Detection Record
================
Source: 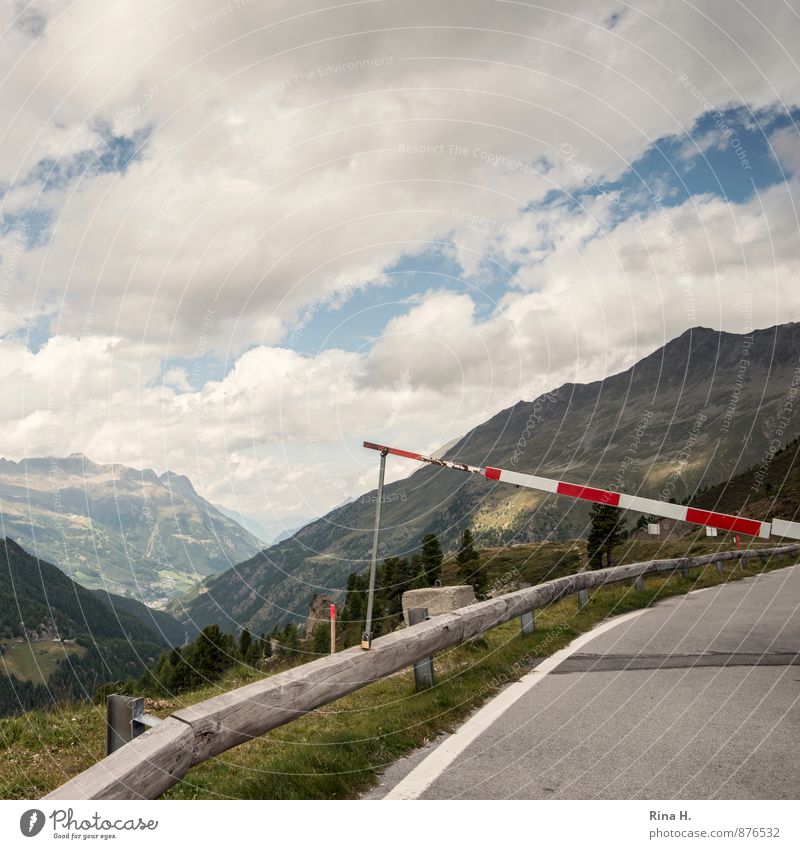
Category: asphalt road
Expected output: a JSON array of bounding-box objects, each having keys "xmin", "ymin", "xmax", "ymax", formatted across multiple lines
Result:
[{"xmin": 379, "ymin": 565, "xmax": 800, "ymax": 800}]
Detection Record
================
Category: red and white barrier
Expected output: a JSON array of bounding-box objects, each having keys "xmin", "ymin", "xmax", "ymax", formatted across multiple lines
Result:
[{"xmin": 362, "ymin": 441, "xmax": 795, "ymax": 540}]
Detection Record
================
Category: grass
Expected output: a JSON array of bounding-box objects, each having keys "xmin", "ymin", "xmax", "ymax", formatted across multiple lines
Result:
[
  {"xmin": 0, "ymin": 641, "xmax": 85, "ymax": 685},
  {"xmin": 0, "ymin": 548, "xmax": 794, "ymax": 800},
  {"xmin": 442, "ymin": 527, "xmax": 772, "ymax": 591}
]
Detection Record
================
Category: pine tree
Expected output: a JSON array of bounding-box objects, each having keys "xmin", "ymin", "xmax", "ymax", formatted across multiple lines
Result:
[
  {"xmin": 586, "ymin": 503, "xmax": 626, "ymax": 569},
  {"xmin": 312, "ymin": 621, "xmax": 329, "ymax": 655},
  {"xmin": 420, "ymin": 533, "xmax": 444, "ymax": 585},
  {"xmin": 379, "ymin": 556, "xmax": 406, "ymax": 616},
  {"xmin": 408, "ymin": 552, "xmax": 429, "ymax": 589},
  {"xmin": 456, "ymin": 528, "xmax": 488, "ymax": 599},
  {"xmin": 342, "ymin": 572, "xmax": 368, "ymax": 626},
  {"xmin": 189, "ymin": 624, "xmax": 232, "ymax": 678},
  {"xmin": 279, "ymin": 623, "xmax": 300, "ymax": 657},
  {"xmin": 239, "ymin": 628, "xmax": 252, "ymax": 660}
]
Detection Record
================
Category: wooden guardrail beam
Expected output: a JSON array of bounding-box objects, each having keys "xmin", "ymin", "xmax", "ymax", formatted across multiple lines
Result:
[{"xmin": 45, "ymin": 543, "xmax": 800, "ymax": 800}]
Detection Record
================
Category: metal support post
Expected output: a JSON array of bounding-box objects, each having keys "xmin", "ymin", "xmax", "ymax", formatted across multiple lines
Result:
[
  {"xmin": 106, "ymin": 695, "xmax": 161, "ymax": 755},
  {"xmin": 577, "ymin": 588, "xmax": 589, "ymax": 610},
  {"xmin": 408, "ymin": 608, "xmax": 435, "ymax": 689},
  {"xmin": 362, "ymin": 448, "xmax": 388, "ymax": 650},
  {"xmin": 519, "ymin": 583, "xmax": 535, "ymax": 634}
]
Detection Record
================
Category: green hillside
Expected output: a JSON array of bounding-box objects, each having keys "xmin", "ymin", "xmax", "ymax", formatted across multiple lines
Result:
[
  {"xmin": 89, "ymin": 588, "xmax": 188, "ymax": 647},
  {"xmin": 0, "ymin": 539, "xmax": 166, "ymax": 718},
  {"xmin": 690, "ymin": 435, "xmax": 800, "ymax": 525},
  {"xmin": 0, "ymin": 538, "xmax": 165, "ymax": 644}
]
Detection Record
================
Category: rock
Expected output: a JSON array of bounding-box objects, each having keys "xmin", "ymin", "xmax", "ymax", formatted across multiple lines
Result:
[
  {"xmin": 304, "ymin": 593, "xmax": 333, "ymax": 635},
  {"xmin": 401, "ymin": 585, "xmax": 476, "ymax": 624}
]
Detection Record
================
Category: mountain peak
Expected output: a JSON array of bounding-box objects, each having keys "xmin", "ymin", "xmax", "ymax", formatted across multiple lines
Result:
[{"xmin": 159, "ymin": 470, "xmax": 198, "ymax": 498}]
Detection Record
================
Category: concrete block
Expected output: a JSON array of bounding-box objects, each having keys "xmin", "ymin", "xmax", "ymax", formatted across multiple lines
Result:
[{"xmin": 402, "ymin": 585, "xmax": 476, "ymax": 624}]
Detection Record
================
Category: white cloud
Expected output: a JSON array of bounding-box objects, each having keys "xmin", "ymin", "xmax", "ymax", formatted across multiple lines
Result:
[
  {"xmin": 1, "ymin": 1, "xmax": 800, "ymax": 529},
  {"xmin": 3, "ymin": 0, "xmax": 800, "ymax": 349}
]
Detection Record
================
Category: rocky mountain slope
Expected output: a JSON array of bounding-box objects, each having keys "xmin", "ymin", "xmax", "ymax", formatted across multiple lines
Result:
[
  {"xmin": 0, "ymin": 455, "xmax": 263, "ymax": 603},
  {"xmin": 174, "ymin": 322, "xmax": 800, "ymax": 634}
]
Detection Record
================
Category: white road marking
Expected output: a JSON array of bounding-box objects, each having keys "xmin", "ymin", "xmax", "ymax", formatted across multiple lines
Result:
[{"xmin": 383, "ymin": 607, "xmax": 650, "ymax": 800}]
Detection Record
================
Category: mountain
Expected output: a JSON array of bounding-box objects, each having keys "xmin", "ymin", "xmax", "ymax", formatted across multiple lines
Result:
[
  {"xmin": 212, "ymin": 504, "xmax": 284, "ymax": 546},
  {"xmin": 0, "ymin": 455, "xmax": 264, "ymax": 604},
  {"xmin": 0, "ymin": 537, "xmax": 170, "ymax": 645},
  {"xmin": 0, "ymin": 538, "xmax": 170, "ymax": 717},
  {"xmin": 89, "ymin": 588, "xmax": 188, "ymax": 647},
  {"xmin": 174, "ymin": 323, "xmax": 800, "ymax": 635},
  {"xmin": 691, "ymin": 434, "xmax": 800, "ymax": 524}
]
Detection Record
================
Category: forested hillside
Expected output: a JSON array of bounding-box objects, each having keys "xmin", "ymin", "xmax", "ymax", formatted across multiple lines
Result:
[{"xmin": 0, "ymin": 539, "xmax": 168, "ymax": 718}]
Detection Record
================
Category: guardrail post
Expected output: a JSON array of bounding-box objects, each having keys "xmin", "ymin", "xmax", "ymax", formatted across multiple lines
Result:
[
  {"xmin": 519, "ymin": 583, "xmax": 535, "ymax": 634},
  {"xmin": 106, "ymin": 694, "xmax": 162, "ymax": 755},
  {"xmin": 577, "ymin": 588, "xmax": 589, "ymax": 610},
  {"xmin": 680, "ymin": 562, "xmax": 689, "ymax": 578},
  {"xmin": 408, "ymin": 608, "xmax": 435, "ymax": 690},
  {"xmin": 633, "ymin": 575, "xmax": 644, "ymax": 592},
  {"xmin": 715, "ymin": 559, "xmax": 724, "ymax": 576},
  {"xmin": 106, "ymin": 695, "xmax": 143, "ymax": 755}
]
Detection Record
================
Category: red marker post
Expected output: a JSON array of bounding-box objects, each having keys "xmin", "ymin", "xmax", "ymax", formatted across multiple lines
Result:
[{"xmin": 330, "ymin": 603, "xmax": 336, "ymax": 655}]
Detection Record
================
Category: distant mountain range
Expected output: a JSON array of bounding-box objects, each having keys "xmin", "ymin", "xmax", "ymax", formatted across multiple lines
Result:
[
  {"xmin": 0, "ymin": 455, "xmax": 264, "ymax": 604},
  {"xmin": 174, "ymin": 323, "xmax": 800, "ymax": 635}
]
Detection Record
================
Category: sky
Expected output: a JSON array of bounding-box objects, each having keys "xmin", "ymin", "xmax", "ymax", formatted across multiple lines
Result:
[{"xmin": 1, "ymin": 0, "xmax": 799, "ymax": 542}]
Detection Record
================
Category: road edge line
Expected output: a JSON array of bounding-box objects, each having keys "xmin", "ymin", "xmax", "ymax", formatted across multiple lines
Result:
[{"xmin": 383, "ymin": 607, "xmax": 649, "ymax": 800}]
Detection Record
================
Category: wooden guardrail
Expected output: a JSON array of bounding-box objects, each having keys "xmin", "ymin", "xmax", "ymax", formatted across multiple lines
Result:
[{"xmin": 45, "ymin": 543, "xmax": 800, "ymax": 800}]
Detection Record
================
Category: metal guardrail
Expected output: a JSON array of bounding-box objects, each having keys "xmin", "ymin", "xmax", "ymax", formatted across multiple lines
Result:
[{"xmin": 45, "ymin": 543, "xmax": 800, "ymax": 800}]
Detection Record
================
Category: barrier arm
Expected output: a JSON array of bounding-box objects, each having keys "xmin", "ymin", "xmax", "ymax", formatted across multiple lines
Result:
[{"xmin": 362, "ymin": 441, "xmax": 797, "ymax": 540}]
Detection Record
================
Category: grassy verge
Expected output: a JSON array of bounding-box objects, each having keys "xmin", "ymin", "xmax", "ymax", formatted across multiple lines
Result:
[
  {"xmin": 0, "ymin": 641, "xmax": 85, "ymax": 684},
  {"xmin": 1, "ymin": 552, "xmax": 794, "ymax": 800}
]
